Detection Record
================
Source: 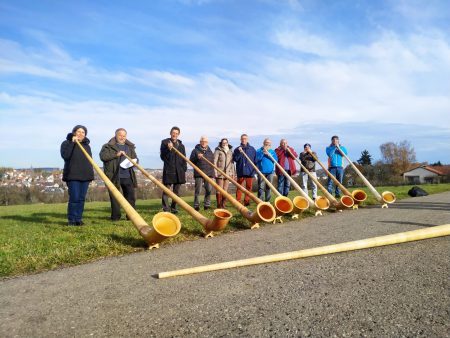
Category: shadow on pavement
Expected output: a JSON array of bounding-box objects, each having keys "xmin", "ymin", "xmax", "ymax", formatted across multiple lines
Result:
[
  {"xmin": 391, "ymin": 201, "xmax": 450, "ymax": 211},
  {"xmin": 377, "ymin": 220, "xmax": 437, "ymax": 227}
]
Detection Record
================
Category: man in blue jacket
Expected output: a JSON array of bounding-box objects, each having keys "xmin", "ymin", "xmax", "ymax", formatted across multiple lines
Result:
[
  {"xmin": 233, "ymin": 134, "xmax": 256, "ymax": 206},
  {"xmin": 326, "ymin": 135, "xmax": 348, "ymax": 198},
  {"xmin": 255, "ymin": 138, "xmax": 277, "ymax": 202}
]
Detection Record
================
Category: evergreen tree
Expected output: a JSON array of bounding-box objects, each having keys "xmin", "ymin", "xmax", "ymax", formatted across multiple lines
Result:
[{"xmin": 357, "ymin": 149, "xmax": 372, "ymax": 166}]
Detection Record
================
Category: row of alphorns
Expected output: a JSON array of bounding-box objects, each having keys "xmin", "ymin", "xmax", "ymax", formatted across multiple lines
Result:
[{"xmin": 75, "ymin": 139, "xmax": 396, "ymax": 249}]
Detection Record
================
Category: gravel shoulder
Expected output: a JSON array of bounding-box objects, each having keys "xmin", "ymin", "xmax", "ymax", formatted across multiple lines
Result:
[{"xmin": 1, "ymin": 192, "xmax": 449, "ymax": 337}]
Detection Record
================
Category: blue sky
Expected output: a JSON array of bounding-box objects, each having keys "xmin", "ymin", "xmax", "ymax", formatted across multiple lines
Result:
[{"xmin": 1, "ymin": 0, "xmax": 449, "ymax": 168}]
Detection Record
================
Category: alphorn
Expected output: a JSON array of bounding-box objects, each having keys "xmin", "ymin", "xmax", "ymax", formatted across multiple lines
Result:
[
  {"xmin": 200, "ymin": 155, "xmax": 261, "ymax": 206},
  {"xmin": 171, "ymin": 146, "xmax": 276, "ymax": 228},
  {"xmin": 265, "ymin": 151, "xmax": 329, "ymax": 216},
  {"xmin": 336, "ymin": 145, "xmax": 396, "ymax": 208},
  {"xmin": 286, "ymin": 148, "xmax": 354, "ymax": 210},
  {"xmin": 75, "ymin": 140, "xmax": 180, "ymax": 248},
  {"xmin": 199, "ymin": 154, "xmax": 280, "ymax": 223},
  {"xmin": 309, "ymin": 151, "xmax": 367, "ymax": 208},
  {"xmin": 123, "ymin": 154, "xmax": 232, "ymax": 238},
  {"xmin": 158, "ymin": 224, "xmax": 450, "ymax": 278},
  {"xmin": 239, "ymin": 150, "xmax": 298, "ymax": 219}
]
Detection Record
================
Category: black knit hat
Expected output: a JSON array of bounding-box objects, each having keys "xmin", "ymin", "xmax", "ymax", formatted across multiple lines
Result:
[
  {"xmin": 304, "ymin": 143, "xmax": 311, "ymax": 148},
  {"xmin": 72, "ymin": 125, "xmax": 87, "ymax": 135}
]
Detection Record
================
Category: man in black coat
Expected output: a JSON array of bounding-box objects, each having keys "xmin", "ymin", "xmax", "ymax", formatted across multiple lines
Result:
[
  {"xmin": 160, "ymin": 126, "xmax": 187, "ymax": 213},
  {"xmin": 190, "ymin": 136, "xmax": 215, "ymax": 211},
  {"xmin": 100, "ymin": 128, "xmax": 138, "ymax": 221}
]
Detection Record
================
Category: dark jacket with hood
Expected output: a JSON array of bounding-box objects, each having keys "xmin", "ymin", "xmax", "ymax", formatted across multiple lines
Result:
[
  {"xmin": 60, "ymin": 133, "xmax": 94, "ymax": 182},
  {"xmin": 189, "ymin": 144, "xmax": 215, "ymax": 178},
  {"xmin": 160, "ymin": 138, "xmax": 187, "ymax": 184},
  {"xmin": 232, "ymin": 143, "xmax": 256, "ymax": 177},
  {"xmin": 99, "ymin": 137, "xmax": 138, "ymax": 187}
]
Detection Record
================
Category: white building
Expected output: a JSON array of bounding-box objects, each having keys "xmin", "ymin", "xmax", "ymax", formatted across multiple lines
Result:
[{"xmin": 402, "ymin": 165, "xmax": 449, "ymax": 184}]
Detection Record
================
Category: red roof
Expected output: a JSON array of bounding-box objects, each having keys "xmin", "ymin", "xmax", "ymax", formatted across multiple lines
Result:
[
  {"xmin": 429, "ymin": 165, "xmax": 450, "ymax": 175},
  {"xmin": 402, "ymin": 165, "xmax": 450, "ymax": 176}
]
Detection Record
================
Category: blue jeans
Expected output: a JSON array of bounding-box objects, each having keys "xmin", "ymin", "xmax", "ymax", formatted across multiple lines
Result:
[
  {"xmin": 258, "ymin": 173, "xmax": 273, "ymax": 202},
  {"xmin": 327, "ymin": 167, "xmax": 343, "ymax": 197},
  {"xmin": 67, "ymin": 180, "xmax": 90, "ymax": 223},
  {"xmin": 277, "ymin": 171, "xmax": 291, "ymax": 196}
]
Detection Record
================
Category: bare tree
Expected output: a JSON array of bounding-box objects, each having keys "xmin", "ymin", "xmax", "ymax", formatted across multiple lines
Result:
[{"xmin": 380, "ymin": 140, "xmax": 416, "ymax": 176}]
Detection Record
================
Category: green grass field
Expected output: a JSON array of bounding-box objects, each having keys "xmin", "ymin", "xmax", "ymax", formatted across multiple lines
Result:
[{"xmin": 1, "ymin": 183, "xmax": 449, "ymax": 278}]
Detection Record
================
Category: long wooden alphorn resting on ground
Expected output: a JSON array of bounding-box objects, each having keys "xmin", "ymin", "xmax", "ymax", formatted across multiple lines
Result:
[
  {"xmin": 158, "ymin": 224, "xmax": 450, "ymax": 278},
  {"xmin": 123, "ymin": 154, "xmax": 232, "ymax": 237},
  {"xmin": 309, "ymin": 151, "xmax": 367, "ymax": 205},
  {"xmin": 286, "ymin": 148, "xmax": 354, "ymax": 210},
  {"xmin": 170, "ymin": 147, "xmax": 276, "ymax": 227},
  {"xmin": 239, "ymin": 150, "xmax": 297, "ymax": 216},
  {"xmin": 336, "ymin": 145, "xmax": 396, "ymax": 208},
  {"xmin": 265, "ymin": 151, "xmax": 329, "ymax": 215},
  {"xmin": 75, "ymin": 140, "xmax": 180, "ymax": 248}
]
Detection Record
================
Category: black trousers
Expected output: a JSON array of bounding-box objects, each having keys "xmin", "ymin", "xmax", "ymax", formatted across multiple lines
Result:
[
  {"xmin": 109, "ymin": 178, "xmax": 136, "ymax": 220},
  {"xmin": 162, "ymin": 183, "xmax": 181, "ymax": 212}
]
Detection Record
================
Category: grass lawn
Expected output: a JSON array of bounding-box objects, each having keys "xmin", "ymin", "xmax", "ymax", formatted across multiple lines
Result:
[{"xmin": 1, "ymin": 183, "xmax": 449, "ymax": 278}]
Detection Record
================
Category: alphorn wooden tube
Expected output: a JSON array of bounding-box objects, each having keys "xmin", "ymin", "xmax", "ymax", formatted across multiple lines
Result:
[
  {"xmin": 309, "ymin": 151, "xmax": 367, "ymax": 205},
  {"xmin": 336, "ymin": 145, "xmax": 396, "ymax": 207},
  {"xmin": 123, "ymin": 154, "xmax": 232, "ymax": 236},
  {"xmin": 75, "ymin": 140, "xmax": 181, "ymax": 248},
  {"xmin": 158, "ymin": 224, "xmax": 450, "ymax": 278},
  {"xmin": 287, "ymin": 149, "xmax": 354, "ymax": 210},
  {"xmin": 265, "ymin": 151, "xmax": 330, "ymax": 213},
  {"xmin": 239, "ymin": 150, "xmax": 296, "ymax": 215},
  {"xmin": 200, "ymin": 156, "xmax": 262, "ymax": 206},
  {"xmin": 171, "ymin": 147, "xmax": 276, "ymax": 226}
]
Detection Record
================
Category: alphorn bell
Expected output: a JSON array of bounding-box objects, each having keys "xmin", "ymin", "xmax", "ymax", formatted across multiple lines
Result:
[
  {"xmin": 75, "ymin": 140, "xmax": 181, "ymax": 249},
  {"xmin": 309, "ymin": 151, "xmax": 367, "ymax": 208},
  {"xmin": 239, "ymin": 149, "xmax": 298, "ymax": 220},
  {"xmin": 336, "ymin": 145, "xmax": 396, "ymax": 208},
  {"xmin": 286, "ymin": 148, "xmax": 354, "ymax": 210},
  {"xmin": 158, "ymin": 224, "xmax": 450, "ymax": 278},
  {"xmin": 265, "ymin": 151, "xmax": 329, "ymax": 216},
  {"xmin": 199, "ymin": 155, "xmax": 277, "ymax": 223},
  {"xmin": 122, "ymin": 154, "xmax": 232, "ymax": 238},
  {"xmin": 170, "ymin": 146, "xmax": 276, "ymax": 228}
]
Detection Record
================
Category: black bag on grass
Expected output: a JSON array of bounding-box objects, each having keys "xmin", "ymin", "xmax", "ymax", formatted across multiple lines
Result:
[{"xmin": 408, "ymin": 186, "xmax": 428, "ymax": 197}]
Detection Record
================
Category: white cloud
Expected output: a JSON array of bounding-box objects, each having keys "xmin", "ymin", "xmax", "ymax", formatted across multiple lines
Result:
[{"xmin": 2, "ymin": 24, "xmax": 450, "ymax": 167}]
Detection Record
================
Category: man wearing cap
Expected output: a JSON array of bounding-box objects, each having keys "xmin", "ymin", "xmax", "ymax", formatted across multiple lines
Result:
[
  {"xmin": 100, "ymin": 128, "xmax": 138, "ymax": 221},
  {"xmin": 326, "ymin": 135, "xmax": 348, "ymax": 198},
  {"xmin": 299, "ymin": 143, "xmax": 317, "ymax": 200}
]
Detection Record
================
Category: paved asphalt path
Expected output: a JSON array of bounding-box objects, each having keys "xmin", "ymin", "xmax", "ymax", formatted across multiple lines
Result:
[{"xmin": 1, "ymin": 192, "xmax": 449, "ymax": 337}]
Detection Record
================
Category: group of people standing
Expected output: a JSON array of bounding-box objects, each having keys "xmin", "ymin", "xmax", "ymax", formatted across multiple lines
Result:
[
  {"xmin": 159, "ymin": 127, "xmax": 348, "ymax": 214},
  {"xmin": 60, "ymin": 125, "xmax": 348, "ymax": 225}
]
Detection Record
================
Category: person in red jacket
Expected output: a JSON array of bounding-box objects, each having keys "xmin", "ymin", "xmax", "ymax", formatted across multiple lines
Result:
[{"xmin": 275, "ymin": 139, "xmax": 298, "ymax": 196}]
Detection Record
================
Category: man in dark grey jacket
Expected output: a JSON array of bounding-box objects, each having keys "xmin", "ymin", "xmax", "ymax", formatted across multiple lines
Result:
[
  {"xmin": 160, "ymin": 126, "xmax": 187, "ymax": 214},
  {"xmin": 190, "ymin": 136, "xmax": 215, "ymax": 211},
  {"xmin": 100, "ymin": 128, "xmax": 138, "ymax": 221}
]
